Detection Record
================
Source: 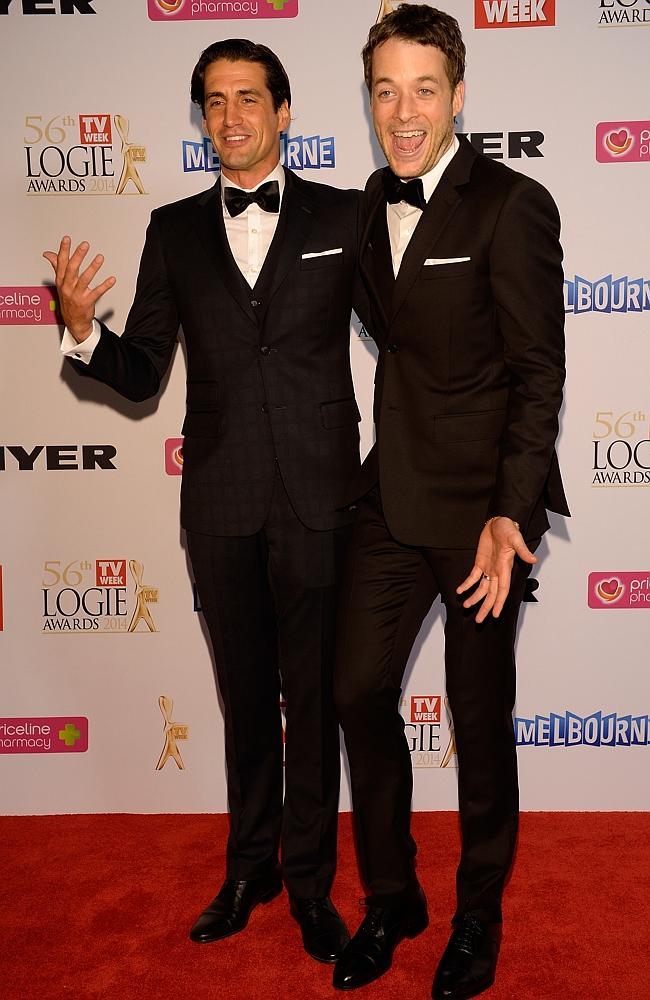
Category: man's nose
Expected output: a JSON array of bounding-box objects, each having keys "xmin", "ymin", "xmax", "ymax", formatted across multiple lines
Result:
[
  {"xmin": 223, "ymin": 101, "xmax": 243, "ymax": 127},
  {"xmin": 394, "ymin": 94, "xmax": 417, "ymax": 122}
]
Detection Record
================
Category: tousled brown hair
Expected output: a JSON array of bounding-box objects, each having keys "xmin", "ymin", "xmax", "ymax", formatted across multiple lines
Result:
[{"xmin": 363, "ymin": 4, "xmax": 465, "ymax": 93}]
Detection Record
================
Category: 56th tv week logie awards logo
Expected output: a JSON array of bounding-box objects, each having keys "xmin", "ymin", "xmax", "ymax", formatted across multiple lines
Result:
[
  {"xmin": 24, "ymin": 113, "xmax": 147, "ymax": 195},
  {"xmin": 41, "ymin": 558, "xmax": 160, "ymax": 633}
]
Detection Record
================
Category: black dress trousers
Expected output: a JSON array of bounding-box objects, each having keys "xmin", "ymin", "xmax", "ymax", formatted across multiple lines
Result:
[
  {"xmin": 187, "ymin": 470, "xmax": 351, "ymax": 899},
  {"xmin": 334, "ymin": 485, "xmax": 538, "ymax": 923}
]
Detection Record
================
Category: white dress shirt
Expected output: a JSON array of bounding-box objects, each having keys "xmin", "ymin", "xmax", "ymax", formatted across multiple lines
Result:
[
  {"xmin": 387, "ymin": 135, "xmax": 459, "ymax": 277},
  {"xmin": 61, "ymin": 162, "xmax": 285, "ymax": 364}
]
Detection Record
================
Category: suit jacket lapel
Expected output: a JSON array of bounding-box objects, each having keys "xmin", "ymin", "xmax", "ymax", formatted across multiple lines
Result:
[
  {"xmin": 253, "ymin": 168, "xmax": 314, "ymax": 324},
  {"xmin": 360, "ymin": 174, "xmax": 392, "ymax": 334},
  {"xmin": 391, "ymin": 136, "xmax": 477, "ymax": 321},
  {"xmin": 193, "ymin": 179, "xmax": 258, "ymax": 324}
]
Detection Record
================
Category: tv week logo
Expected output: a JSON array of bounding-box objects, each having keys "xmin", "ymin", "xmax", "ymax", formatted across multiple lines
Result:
[
  {"xmin": 410, "ymin": 696, "xmax": 441, "ymax": 723},
  {"xmin": 96, "ymin": 560, "xmax": 127, "ymax": 587},
  {"xmin": 475, "ymin": 0, "xmax": 556, "ymax": 27}
]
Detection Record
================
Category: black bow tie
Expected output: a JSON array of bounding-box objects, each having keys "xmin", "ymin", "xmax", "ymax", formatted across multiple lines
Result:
[
  {"xmin": 223, "ymin": 180, "xmax": 280, "ymax": 217},
  {"xmin": 383, "ymin": 170, "xmax": 426, "ymax": 211}
]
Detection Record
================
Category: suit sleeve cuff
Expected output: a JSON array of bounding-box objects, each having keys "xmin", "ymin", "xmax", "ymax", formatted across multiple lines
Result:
[{"xmin": 61, "ymin": 320, "xmax": 100, "ymax": 364}]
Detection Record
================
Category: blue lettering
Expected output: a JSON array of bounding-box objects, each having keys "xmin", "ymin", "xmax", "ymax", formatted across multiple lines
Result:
[{"xmin": 515, "ymin": 718, "xmax": 535, "ymax": 745}]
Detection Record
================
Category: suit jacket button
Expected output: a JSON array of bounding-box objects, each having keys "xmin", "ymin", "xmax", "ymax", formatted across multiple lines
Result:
[
  {"xmin": 251, "ymin": 299, "xmax": 259, "ymax": 307},
  {"xmin": 387, "ymin": 343, "xmax": 399, "ymax": 353},
  {"xmin": 260, "ymin": 345, "xmax": 270, "ymax": 355},
  {"xmin": 261, "ymin": 403, "xmax": 269, "ymax": 413}
]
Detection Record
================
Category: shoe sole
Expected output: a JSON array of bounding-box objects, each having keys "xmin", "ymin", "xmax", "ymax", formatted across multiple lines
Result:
[
  {"xmin": 432, "ymin": 973, "xmax": 495, "ymax": 1000},
  {"xmin": 307, "ymin": 948, "xmax": 349, "ymax": 966},
  {"xmin": 189, "ymin": 882, "xmax": 283, "ymax": 944}
]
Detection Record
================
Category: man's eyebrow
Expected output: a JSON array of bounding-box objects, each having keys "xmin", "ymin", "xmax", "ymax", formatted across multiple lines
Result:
[
  {"xmin": 373, "ymin": 75, "xmax": 442, "ymax": 87},
  {"xmin": 205, "ymin": 87, "xmax": 263, "ymax": 100}
]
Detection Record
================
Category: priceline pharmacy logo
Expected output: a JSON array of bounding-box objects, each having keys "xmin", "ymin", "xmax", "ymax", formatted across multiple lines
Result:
[
  {"xmin": 596, "ymin": 120, "xmax": 650, "ymax": 163},
  {"xmin": 0, "ymin": 717, "xmax": 88, "ymax": 754},
  {"xmin": 0, "ymin": 286, "xmax": 59, "ymax": 325},
  {"xmin": 588, "ymin": 572, "xmax": 650, "ymax": 609},
  {"xmin": 148, "ymin": 0, "xmax": 298, "ymax": 20}
]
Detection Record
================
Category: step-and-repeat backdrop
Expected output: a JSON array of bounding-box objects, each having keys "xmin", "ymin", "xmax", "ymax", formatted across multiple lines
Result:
[{"xmin": 1, "ymin": 1, "xmax": 648, "ymax": 814}]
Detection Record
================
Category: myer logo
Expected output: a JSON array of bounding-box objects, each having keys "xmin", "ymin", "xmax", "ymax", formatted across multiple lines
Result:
[
  {"xmin": 475, "ymin": 0, "xmax": 556, "ymax": 28},
  {"xmin": 0, "ymin": 445, "xmax": 117, "ymax": 471},
  {"xmin": 0, "ymin": 1, "xmax": 96, "ymax": 13},
  {"xmin": 460, "ymin": 130, "xmax": 544, "ymax": 159}
]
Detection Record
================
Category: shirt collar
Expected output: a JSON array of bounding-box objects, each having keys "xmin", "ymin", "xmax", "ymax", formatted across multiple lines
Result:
[
  {"xmin": 419, "ymin": 135, "xmax": 459, "ymax": 203},
  {"xmin": 220, "ymin": 161, "xmax": 285, "ymax": 211}
]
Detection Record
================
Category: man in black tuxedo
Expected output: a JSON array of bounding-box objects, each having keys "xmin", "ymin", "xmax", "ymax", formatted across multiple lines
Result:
[
  {"xmin": 44, "ymin": 39, "xmax": 364, "ymax": 964},
  {"xmin": 332, "ymin": 6, "xmax": 569, "ymax": 998}
]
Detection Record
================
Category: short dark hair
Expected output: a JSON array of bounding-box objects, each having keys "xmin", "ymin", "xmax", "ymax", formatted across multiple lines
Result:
[
  {"xmin": 363, "ymin": 4, "xmax": 465, "ymax": 93},
  {"xmin": 190, "ymin": 38, "xmax": 292, "ymax": 113}
]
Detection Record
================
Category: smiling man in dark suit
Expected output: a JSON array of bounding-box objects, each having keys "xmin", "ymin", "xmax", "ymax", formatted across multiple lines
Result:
[
  {"xmin": 332, "ymin": 6, "xmax": 569, "ymax": 997},
  {"xmin": 44, "ymin": 38, "xmax": 364, "ymax": 965}
]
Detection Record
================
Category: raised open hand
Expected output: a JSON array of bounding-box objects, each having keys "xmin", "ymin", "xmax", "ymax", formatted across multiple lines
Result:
[{"xmin": 43, "ymin": 235, "xmax": 116, "ymax": 342}]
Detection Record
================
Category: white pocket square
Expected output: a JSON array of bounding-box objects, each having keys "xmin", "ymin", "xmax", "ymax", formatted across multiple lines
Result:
[
  {"xmin": 301, "ymin": 248, "xmax": 343, "ymax": 259},
  {"xmin": 424, "ymin": 256, "xmax": 471, "ymax": 265}
]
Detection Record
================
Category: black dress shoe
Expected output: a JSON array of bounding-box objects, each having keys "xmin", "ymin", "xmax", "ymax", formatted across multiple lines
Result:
[
  {"xmin": 189, "ymin": 870, "xmax": 283, "ymax": 943},
  {"xmin": 431, "ymin": 914, "xmax": 500, "ymax": 999},
  {"xmin": 333, "ymin": 885, "xmax": 428, "ymax": 990},
  {"xmin": 289, "ymin": 896, "xmax": 350, "ymax": 963}
]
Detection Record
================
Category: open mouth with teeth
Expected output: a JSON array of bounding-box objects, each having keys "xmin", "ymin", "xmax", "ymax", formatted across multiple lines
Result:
[
  {"xmin": 392, "ymin": 129, "xmax": 427, "ymax": 155},
  {"xmin": 221, "ymin": 134, "xmax": 252, "ymax": 145}
]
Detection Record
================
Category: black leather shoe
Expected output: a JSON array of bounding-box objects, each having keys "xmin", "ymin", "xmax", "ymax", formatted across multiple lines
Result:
[
  {"xmin": 333, "ymin": 885, "xmax": 428, "ymax": 990},
  {"xmin": 432, "ymin": 914, "xmax": 500, "ymax": 999},
  {"xmin": 289, "ymin": 896, "xmax": 350, "ymax": 963},
  {"xmin": 189, "ymin": 870, "xmax": 283, "ymax": 943}
]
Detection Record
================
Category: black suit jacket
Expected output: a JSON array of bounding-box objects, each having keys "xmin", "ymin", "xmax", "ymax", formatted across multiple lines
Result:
[
  {"xmin": 351, "ymin": 136, "xmax": 569, "ymax": 548},
  {"xmin": 70, "ymin": 168, "xmax": 365, "ymax": 536}
]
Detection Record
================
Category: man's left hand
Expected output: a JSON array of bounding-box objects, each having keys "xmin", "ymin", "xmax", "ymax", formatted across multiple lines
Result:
[{"xmin": 456, "ymin": 517, "xmax": 537, "ymax": 623}]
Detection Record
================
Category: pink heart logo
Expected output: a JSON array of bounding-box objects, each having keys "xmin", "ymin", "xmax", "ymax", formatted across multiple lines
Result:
[
  {"xmin": 600, "ymin": 579, "xmax": 619, "ymax": 596},
  {"xmin": 609, "ymin": 129, "xmax": 629, "ymax": 147}
]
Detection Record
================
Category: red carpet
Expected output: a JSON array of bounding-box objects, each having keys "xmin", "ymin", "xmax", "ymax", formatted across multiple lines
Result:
[{"xmin": 1, "ymin": 812, "xmax": 648, "ymax": 1000}]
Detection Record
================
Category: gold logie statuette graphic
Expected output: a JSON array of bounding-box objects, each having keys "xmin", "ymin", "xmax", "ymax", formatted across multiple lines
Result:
[
  {"xmin": 128, "ymin": 559, "xmax": 159, "ymax": 633},
  {"xmin": 156, "ymin": 696, "xmax": 189, "ymax": 770},
  {"xmin": 377, "ymin": 0, "xmax": 401, "ymax": 22},
  {"xmin": 115, "ymin": 115, "xmax": 147, "ymax": 195},
  {"xmin": 440, "ymin": 702, "xmax": 457, "ymax": 769}
]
